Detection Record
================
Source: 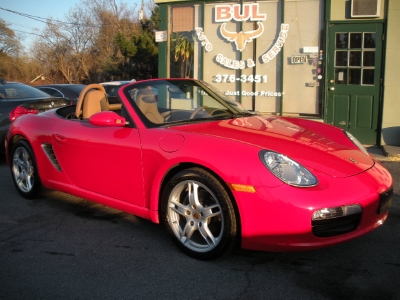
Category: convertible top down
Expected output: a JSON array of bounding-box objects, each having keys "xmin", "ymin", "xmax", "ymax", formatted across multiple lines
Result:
[{"xmin": 5, "ymin": 79, "xmax": 393, "ymax": 259}]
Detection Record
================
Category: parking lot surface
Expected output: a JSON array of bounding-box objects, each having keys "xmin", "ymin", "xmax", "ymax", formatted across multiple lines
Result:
[{"xmin": 0, "ymin": 156, "xmax": 399, "ymax": 300}]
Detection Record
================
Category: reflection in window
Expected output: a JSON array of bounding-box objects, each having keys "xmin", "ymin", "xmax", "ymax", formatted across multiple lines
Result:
[
  {"xmin": 349, "ymin": 69, "xmax": 361, "ymax": 85},
  {"xmin": 363, "ymin": 51, "xmax": 375, "ymax": 67},
  {"xmin": 170, "ymin": 32, "xmax": 194, "ymax": 78},
  {"xmin": 334, "ymin": 31, "xmax": 377, "ymax": 86},
  {"xmin": 336, "ymin": 33, "xmax": 348, "ymax": 48},
  {"xmin": 335, "ymin": 51, "xmax": 348, "ymax": 66},
  {"xmin": 350, "ymin": 33, "xmax": 362, "ymax": 48},
  {"xmin": 169, "ymin": 5, "xmax": 197, "ymax": 79},
  {"xmin": 349, "ymin": 51, "xmax": 361, "ymax": 66},
  {"xmin": 364, "ymin": 33, "xmax": 376, "ymax": 48},
  {"xmin": 363, "ymin": 69, "xmax": 374, "ymax": 85}
]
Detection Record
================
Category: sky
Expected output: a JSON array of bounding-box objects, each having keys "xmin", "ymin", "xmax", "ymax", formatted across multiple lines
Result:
[{"xmin": 0, "ymin": 0, "xmax": 141, "ymax": 49}]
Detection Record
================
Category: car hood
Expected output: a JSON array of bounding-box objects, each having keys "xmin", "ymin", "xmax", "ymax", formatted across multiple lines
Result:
[{"xmin": 170, "ymin": 115, "xmax": 374, "ymax": 178}]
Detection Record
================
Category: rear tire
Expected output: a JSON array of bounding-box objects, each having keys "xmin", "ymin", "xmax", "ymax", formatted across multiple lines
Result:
[
  {"xmin": 10, "ymin": 140, "xmax": 42, "ymax": 199},
  {"xmin": 161, "ymin": 168, "xmax": 238, "ymax": 260}
]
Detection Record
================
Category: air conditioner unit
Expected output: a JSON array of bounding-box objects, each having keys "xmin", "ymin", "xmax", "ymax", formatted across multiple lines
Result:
[{"xmin": 351, "ymin": 0, "xmax": 380, "ymax": 18}]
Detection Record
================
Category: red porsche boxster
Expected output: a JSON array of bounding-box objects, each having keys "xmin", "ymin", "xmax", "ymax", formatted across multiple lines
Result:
[{"xmin": 5, "ymin": 79, "xmax": 393, "ymax": 259}]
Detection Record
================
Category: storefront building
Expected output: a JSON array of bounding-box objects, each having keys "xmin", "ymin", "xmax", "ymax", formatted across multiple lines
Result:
[{"xmin": 154, "ymin": 0, "xmax": 400, "ymax": 146}]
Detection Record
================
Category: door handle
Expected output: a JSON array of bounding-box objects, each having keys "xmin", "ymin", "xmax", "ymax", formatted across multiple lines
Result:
[
  {"xmin": 54, "ymin": 134, "xmax": 67, "ymax": 145},
  {"xmin": 329, "ymin": 87, "xmax": 335, "ymax": 91}
]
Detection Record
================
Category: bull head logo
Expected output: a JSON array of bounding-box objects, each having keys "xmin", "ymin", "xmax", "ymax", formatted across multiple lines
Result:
[{"xmin": 220, "ymin": 22, "xmax": 264, "ymax": 52}]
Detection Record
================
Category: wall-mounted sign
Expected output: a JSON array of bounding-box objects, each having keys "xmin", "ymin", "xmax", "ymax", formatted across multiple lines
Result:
[
  {"xmin": 291, "ymin": 55, "xmax": 308, "ymax": 64},
  {"xmin": 303, "ymin": 46, "xmax": 319, "ymax": 53},
  {"xmin": 155, "ymin": 31, "xmax": 167, "ymax": 42},
  {"xmin": 195, "ymin": 3, "xmax": 289, "ymax": 69}
]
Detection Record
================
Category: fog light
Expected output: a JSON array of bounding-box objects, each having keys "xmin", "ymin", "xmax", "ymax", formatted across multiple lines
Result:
[{"xmin": 312, "ymin": 204, "xmax": 362, "ymax": 221}]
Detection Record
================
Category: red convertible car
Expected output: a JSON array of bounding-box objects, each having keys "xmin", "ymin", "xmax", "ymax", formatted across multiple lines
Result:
[{"xmin": 5, "ymin": 79, "xmax": 393, "ymax": 259}]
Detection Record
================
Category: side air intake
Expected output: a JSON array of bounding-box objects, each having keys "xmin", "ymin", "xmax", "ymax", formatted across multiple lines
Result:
[
  {"xmin": 41, "ymin": 143, "xmax": 62, "ymax": 171},
  {"xmin": 351, "ymin": 0, "xmax": 380, "ymax": 18}
]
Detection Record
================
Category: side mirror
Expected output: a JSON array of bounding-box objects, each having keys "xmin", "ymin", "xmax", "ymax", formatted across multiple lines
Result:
[{"xmin": 89, "ymin": 111, "xmax": 127, "ymax": 127}]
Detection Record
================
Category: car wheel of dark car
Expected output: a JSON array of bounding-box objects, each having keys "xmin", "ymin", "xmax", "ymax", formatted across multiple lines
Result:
[
  {"xmin": 161, "ymin": 168, "xmax": 238, "ymax": 260},
  {"xmin": 10, "ymin": 140, "xmax": 42, "ymax": 199}
]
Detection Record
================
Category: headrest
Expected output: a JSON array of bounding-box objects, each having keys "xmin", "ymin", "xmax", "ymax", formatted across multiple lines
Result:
[
  {"xmin": 137, "ymin": 88, "xmax": 154, "ymax": 96},
  {"xmin": 141, "ymin": 95, "xmax": 157, "ymax": 103}
]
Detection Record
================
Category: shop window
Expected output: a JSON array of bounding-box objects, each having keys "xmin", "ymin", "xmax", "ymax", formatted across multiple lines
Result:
[
  {"xmin": 169, "ymin": 5, "xmax": 201, "ymax": 79},
  {"xmin": 282, "ymin": 0, "xmax": 325, "ymax": 117},
  {"xmin": 166, "ymin": 0, "xmax": 325, "ymax": 117}
]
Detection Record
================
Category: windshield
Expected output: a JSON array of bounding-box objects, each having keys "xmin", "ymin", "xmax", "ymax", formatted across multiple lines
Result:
[
  {"xmin": 123, "ymin": 79, "xmax": 252, "ymax": 127},
  {"xmin": 0, "ymin": 82, "xmax": 51, "ymax": 100}
]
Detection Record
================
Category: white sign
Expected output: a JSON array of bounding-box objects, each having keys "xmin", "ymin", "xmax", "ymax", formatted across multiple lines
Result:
[
  {"xmin": 155, "ymin": 31, "xmax": 167, "ymax": 42},
  {"xmin": 303, "ymin": 47, "xmax": 319, "ymax": 53}
]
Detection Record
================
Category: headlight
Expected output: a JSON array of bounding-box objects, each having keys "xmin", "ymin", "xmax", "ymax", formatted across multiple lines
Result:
[
  {"xmin": 345, "ymin": 131, "xmax": 369, "ymax": 156},
  {"xmin": 259, "ymin": 150, "xmax": 318, "ymax": 187}
]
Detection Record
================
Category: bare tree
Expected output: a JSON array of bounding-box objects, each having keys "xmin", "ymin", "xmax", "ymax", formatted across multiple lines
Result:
[
  {"xmin": 82, "ymin": 0, "xmax": 141, "ymax": 81},
  {"xmin": 0, "ymin": 18, "xmax": 21, "ymax": 56},
  {"xmin": 6, "ymin": 1, "xmax": 158, "ymax": 83}
]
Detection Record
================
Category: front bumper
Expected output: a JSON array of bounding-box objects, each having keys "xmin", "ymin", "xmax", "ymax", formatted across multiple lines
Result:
[{"xmin": 235, "ymin": 161, "xmax": 393, "ymax": 252}]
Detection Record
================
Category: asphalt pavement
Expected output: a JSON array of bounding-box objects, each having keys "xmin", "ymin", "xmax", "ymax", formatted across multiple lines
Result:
[{"xmin": 0, "ymin": 152, "xmax": 399, "ymax": 300}]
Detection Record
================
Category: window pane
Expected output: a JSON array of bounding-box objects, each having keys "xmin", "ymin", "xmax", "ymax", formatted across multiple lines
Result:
[
  {"xmin": 364, "ymin": 33, "xmax": 376, "ymax": 48},
  {"xmin": 350, "ymin": 33, "xmax": 362, "ymax": 48},
  {"xmin": 363, "ymin": 51, "xmax": 375, "ymax": 67},
  {"xmin": 336, "ymin": 33, "xmax": 348, "ymax": 48},
  {"xmin": 349, "ymin": 69, "xmax": 361, "ymax": 84},
  {"xmin": 170, "ymin": 32, "xmax": 194, "ymax": 78},
  {"xmin": 363, "ymin": 69, "xmax": 375, "ymax": 85},
  {"xmin": 335, "ymin": 51, "xmax": 348, "ymax": 66},
  {"xmin": 349, "ymin": 51, "xmax": 361, "ymax": 66},
  {"xmin": 335, "ymin": 69, "xmax": 347, "ymax": 84},
  {"xmin": 282, "ymin": 0, "xmax": 324, "ymax": 116}
]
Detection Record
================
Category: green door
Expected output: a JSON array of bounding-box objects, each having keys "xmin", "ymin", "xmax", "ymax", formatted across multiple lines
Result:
[{"xmin": 326, "ymin": 23, "xmax": 383, "ymax": 145}]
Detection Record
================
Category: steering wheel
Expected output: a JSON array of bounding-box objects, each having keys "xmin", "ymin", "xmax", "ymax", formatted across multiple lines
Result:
[{"xmin": 189, "ymin": 106, "xmax": 208, "ymax": 119}]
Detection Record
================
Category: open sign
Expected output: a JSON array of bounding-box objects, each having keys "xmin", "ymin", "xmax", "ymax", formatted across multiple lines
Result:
[{"xmin": 291, "ymin": 55, "xmax": 308, "ymax": 64}]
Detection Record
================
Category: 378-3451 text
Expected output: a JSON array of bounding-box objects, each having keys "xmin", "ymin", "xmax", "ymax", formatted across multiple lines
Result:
[{"xmin": 213, "ymin": 74, "xmax": 267, "ymax": 83}]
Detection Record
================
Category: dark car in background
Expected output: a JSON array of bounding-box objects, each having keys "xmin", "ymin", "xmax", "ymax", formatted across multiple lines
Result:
[
  {"xmin": 0, "ymin": 79, "xmax": 71, "ymax": 154},
  {"xmin": 100, "ymin": 80, "xmax": 135, "ymax": 104},
  {"xmin": 35, "ymin": 84, "xmax": 86, "ymax": 103}
]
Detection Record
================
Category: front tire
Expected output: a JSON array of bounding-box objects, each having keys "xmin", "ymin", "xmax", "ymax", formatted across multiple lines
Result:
[
  {"xmin": 161, "ymin": 168, "xmax": 238, "ymax": 260},
  {"xmin": 10, "ymin": 140, "xmax": 42, "ymax": 199}
]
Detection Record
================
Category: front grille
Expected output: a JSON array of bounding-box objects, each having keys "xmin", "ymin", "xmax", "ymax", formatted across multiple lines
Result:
[
  {"xmin": 41, "ymin": 143, "xmax": 62, "ymax": 171},
  {"xmin": 312, "ymin": 213, "xmax": 361, "ymax": 238}
]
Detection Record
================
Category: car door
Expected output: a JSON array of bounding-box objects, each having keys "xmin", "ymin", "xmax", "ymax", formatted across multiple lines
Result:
[{"xmin": 51, "ymin": 119, "xmax": 145, "ymax": 207}]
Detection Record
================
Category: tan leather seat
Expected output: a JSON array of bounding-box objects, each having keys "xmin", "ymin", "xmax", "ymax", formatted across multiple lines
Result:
[
  {"xmin": 82, "ymin": 89, "xmax": 109, "ymax": 119},
  {"xmin": 75, "ymin": 84, "xmax": 109, "ymax": 119},
  {"xmin": 135, "ymin": 87, "xmax": 164, "ymax": 124}
]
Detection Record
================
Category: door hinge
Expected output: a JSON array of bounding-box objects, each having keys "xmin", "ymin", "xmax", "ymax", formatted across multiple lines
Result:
[{"xmin": 382, "ymin": 34, "xmax": 385, "ymax": 41}]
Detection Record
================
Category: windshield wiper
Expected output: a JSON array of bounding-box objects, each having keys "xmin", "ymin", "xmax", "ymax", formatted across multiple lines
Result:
[
  {"xmin": 163, "ymin": 115, "xmax": 235, "ymax": 127},
  {"xmin": 233, "ymin": 112, "xmax": 256, "ymax": 117}
]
